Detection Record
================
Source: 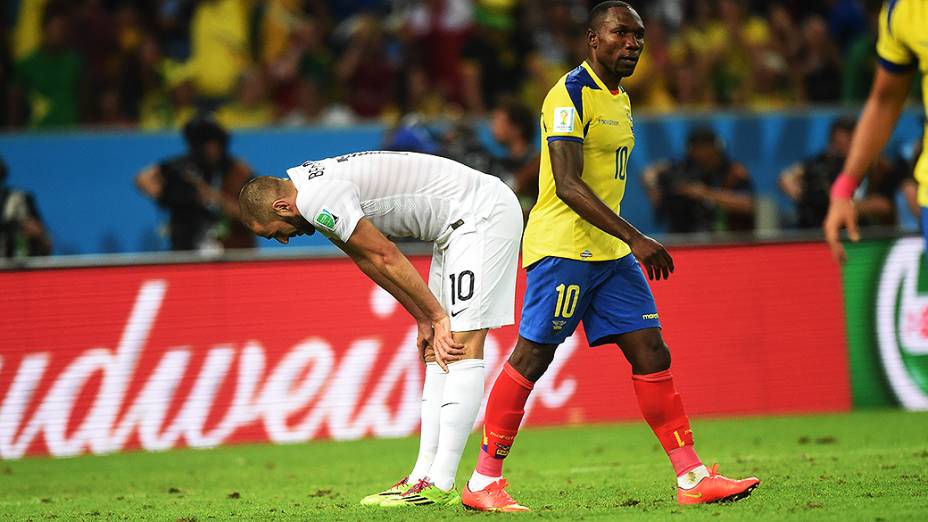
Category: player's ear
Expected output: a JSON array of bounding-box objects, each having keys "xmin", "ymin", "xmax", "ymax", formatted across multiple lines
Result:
[
  {"xmin": 271, "ymin": 198, "xmax": 295, "ymax": 216},
  {"xmin": 588, "ymin": 28, "xmax": 597, "ymax": 48}
]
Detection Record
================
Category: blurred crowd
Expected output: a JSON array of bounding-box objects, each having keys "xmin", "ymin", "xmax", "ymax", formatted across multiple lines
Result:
[
  {"xmin": 1, "ymin": 0, "xmax": 924, "ymax": 258},
  {"xmin": 1, "ymin": 0, "xmax": 922, "ymax": 132}
]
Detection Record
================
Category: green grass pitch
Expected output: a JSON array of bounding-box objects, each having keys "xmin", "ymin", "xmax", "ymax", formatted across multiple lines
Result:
[{"xmin": 1, "ymin": 410, "xmax": 926, "ymax": 521}]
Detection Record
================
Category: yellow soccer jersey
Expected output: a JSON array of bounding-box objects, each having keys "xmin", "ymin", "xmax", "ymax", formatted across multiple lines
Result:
[
  {"xmin": 876, "ymin": 0, "xmax": 928, "ymax": 204},
  {"xmin": 522, "ymin": 61, "xmax": 636, "ymax": 268}
]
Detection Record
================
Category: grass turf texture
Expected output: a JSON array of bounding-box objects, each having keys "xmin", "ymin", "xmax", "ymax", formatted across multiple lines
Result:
[{"xmin": 1, "ymin": 410, "xmax": 926, "ymax": 521}]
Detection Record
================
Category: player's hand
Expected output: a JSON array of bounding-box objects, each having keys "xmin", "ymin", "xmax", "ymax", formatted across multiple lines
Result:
[
  {"xmin": 416, "ymin": 319, "xmax": 433, "ymax": 363},
  {"xmin": 431, "ymin": 315, "xmax": 464, "ymax": 372},
  {"xmin": 823, "ymin": 197, "xmax": 859, "ymax": 263},
  {"xmin": 629, "ymin": 233, "xmax": 674, "ymax": 280}
]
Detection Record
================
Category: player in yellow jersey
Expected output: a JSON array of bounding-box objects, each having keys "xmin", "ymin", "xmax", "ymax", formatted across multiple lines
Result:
[
  {"xmin": 461, "ymin": 2, "xmax": 759, "ymax": 512},
  {"xmin": 825, "ymin": 0, "xmax": 928, "ymax": 260}
]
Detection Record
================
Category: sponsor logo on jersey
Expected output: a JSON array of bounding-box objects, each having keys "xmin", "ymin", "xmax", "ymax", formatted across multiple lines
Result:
[
  {"xmin": 553, "ymin": 107, "xmax": 575, "ymax": 133},
  {"xmin": 642, "ymin": 313, "xmax": 659, "ymax": 320},
  {"xmin": 580, "ymin": 250, "xmax": 592, "ymax": 259},
  {"xmin": 314, "ymin": 208, "xmax": 339, "ymax": 231},
  {"xmin": 597, "ymin": 118, "xmax": 620, "ymax": 126},
  {"xmin": 876, "ymin": 238, "xmax": 928, "ymax": 410}
]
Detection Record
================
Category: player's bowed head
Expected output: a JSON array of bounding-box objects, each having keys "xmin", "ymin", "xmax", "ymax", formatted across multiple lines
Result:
[{"xmin": 238, "ymin": 176, "xmax": 315, "ymax": 244}]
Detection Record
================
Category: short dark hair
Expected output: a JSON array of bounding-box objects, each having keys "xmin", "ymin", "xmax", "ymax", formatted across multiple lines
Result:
[
  {"xmin": 588, "ymin": 1, "xmax": 634, "ymax": 30},
  {"xmin": 829, "ymin": 116, "xmax": 856, "ymax": 137},
  {"xmin": 687, "ymin": 126, "xmax": 721, "ymax": 149},
  {"xmin": 498, "ymin": 100, "xmax": 536, "ymax": 143},
  {"xmin": 183, "ymin": 116, "xmax": 229, "ymax": 151}
]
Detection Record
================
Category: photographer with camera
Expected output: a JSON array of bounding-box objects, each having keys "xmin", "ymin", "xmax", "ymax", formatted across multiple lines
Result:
[{"xmin": 642, "ymin": 127, "xmax": 755, "ymax": 234}]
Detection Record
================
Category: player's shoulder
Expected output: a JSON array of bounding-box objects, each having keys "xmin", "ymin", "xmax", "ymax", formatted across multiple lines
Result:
[
  {"xmin": 545, "ymin": 63, "xmax": 601, "ymax": 116},
  {"xmin": 881, "ymin": 0, "xmax": 922, "ymax": 37}
]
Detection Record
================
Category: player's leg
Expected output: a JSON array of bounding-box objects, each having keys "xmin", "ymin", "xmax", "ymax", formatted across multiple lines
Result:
[
  {"xmin": 384, "ymin": 203, "xmax": 520, "ymax": 507},
  {"xmin": 422, "ymin": 329, "xmax": 488, "ymax": 489},
  {"xmin": 588, "ymin": 255, "xmax": 759, "ymax": 504},
  {"xmin": 464, "ymin": 257, "xmax": 596, "ymax": 512},
  {"xmin": 361, "ymin": 244, "xmax": 446, "ymax": 506}
]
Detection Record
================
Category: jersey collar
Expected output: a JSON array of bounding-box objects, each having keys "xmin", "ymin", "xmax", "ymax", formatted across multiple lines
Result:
[{"xmin": 581, "ymin": 61, "xmax": 624, "ymax": 96}]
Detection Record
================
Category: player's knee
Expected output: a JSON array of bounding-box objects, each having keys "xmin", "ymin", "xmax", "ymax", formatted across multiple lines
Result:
[
  {"xmin": 508, "ymin": 341, "xmax": 556, "ymax": 382},
  {"xmin": 637, "ymin": 339, "xmax": 671, "ymax": 374}
]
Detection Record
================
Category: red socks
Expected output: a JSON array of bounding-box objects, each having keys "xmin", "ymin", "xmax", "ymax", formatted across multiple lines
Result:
[
  {"xmin": 632, "ymin": 369, "xmax": 702, "ymax": 476},
  {"xmin": 476, "ymin": 365, "xmax": 701, "ymax": 479},
  {"xmin": 476, "ymin": 362, "xmax": 534, "ymax": 476}
]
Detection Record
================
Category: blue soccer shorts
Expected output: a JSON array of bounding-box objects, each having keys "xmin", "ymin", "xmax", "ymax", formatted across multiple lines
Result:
[
  {"xmin": 519, "ymin": 255, "xmax": 661, "ymax": 346},
  {"xmin": 921, "ymin": 206, "xmax": 928, "ymax": 249}
]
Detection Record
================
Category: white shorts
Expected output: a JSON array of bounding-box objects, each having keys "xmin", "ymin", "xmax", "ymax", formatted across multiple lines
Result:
[{"xmin": 428, "ymin": 182, "xmax": 523, "ymax": 332}]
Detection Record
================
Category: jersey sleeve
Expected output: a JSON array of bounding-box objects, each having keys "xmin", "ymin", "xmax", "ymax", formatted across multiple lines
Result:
[
  {"xmin": 541, "ymin": 81, "xmax": 586, "ymax": 143},
  {"xmin": 876, "ymin": 1, "xmax": 916, "ymax": 73},
  {"xmin": 295, "ymin": 179, "xmax": 365, "ymax": 242}
]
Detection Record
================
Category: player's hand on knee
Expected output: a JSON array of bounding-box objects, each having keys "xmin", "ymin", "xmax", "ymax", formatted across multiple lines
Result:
[
  {"xmin": 630, "ymin": 234, "xmax": 674, "ymax": 280},
  {"xmin": 417, "ymin": 319, "xmax": 434, "ymax": 363},
  {"xmin": 432, "ymin": 315, "xmax": 465, "ymax": 372}
]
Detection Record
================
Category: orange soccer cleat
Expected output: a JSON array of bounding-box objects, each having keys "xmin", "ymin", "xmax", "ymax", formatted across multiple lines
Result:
[
  {"xmin": 462, "ymin": 479, "xmax": 531, "ymax": 512},
  {"xmin": 677, "ymin": 464, "xmax": 760, "ymax": 505}
]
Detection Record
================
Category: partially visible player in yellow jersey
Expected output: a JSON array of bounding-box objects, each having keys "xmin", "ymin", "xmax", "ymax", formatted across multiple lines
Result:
[
  {"xmin": 825, "ymin": 0, "xmax": 928, "ymax": 261},
  {"xmin": 462, "ymin": 2, "xmax": 759, "ymax": 513}
]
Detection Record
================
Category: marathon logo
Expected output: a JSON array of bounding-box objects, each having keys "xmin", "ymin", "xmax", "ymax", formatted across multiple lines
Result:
[{"xmin": 493, "ymin": 442, "xmax": 512, "ymax": 459}]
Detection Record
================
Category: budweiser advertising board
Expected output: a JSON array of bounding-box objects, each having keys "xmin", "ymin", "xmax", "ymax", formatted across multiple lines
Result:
[{"xmin": 0, "ymin": 243, "xmax": 850, "ymax": 459}]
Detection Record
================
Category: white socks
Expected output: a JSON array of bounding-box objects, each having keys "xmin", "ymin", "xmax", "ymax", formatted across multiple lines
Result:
[
  {"xmin": 427, "ymin": 359, "xmax": 485, "ymax": 491},
  {"xmin": 677, "ymin": 465, "xmax": 710, "ymax": 489},
  {"xmin": 407, "ymin": 363, "xmax": 446, "ymax": 483},
  {"xmin": 468, "ymin": 470, "xmax": 500, "ymax": 492}
]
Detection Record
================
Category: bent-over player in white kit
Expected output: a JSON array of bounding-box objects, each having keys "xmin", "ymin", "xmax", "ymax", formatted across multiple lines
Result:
[{"xmin": 238, "ymin": 151, "xmax": 523, "ymax": 508}]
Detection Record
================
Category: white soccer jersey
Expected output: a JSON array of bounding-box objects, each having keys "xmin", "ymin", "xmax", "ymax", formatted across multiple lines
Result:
[{"xmin": 286, "ymin": 151, "xmax": 499, "ymax": 243}]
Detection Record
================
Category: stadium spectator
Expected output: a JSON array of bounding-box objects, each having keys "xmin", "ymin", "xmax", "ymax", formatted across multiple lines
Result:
[
  {"xmin": 0, "ymin": 20, "xmax": 12, "ymax": 127},
  {"xmin": 185, "ymin": 0, "xmax": 250, "ymax": 102},
  {"xmin": 215, "ymin": 68, "xmax": 275, "ymax": 129},
  {"xmin": 8, "ymin": 5, "xmax": 85, "ymax": 128},
  {"xmin": 135, "ymin": 117, "xmax": 255, "ymax": 252},
  {"xmin": 779, "ymin": 116, "xmax": 910, "ymax": 229},
  {"xmin": 841, "ymin": 1, "xmax": 881, "ymax": 104},
  {"xmin": 642, "ymin": 127, "xmax": 756, "ymax": 233},
  {"xmin": 518, "ymin": 0, "xmax": 585, "ymax": 112},
  {"xmin": 402, "ymin": 0, "xmax": 474, "ymax": 107},
  {"xmin": 334, "ymin": 14, "xmax": 399, "ymax": 119},
  {"xmin": 0, "ymin": 0, "xmax": 910, "ymax": 130},
  {"xmin": 459, "ymin": 2, "xmax": 532, "ymax": 114},
  {"xmin": 0, "ymin": 157, "xmax": 52, "ymax": 257},
  {"xmin": 797, "ymin": 15, "xmax": 843, "ymax": 103},
  {"xmin": 488, "ymin": 99, "xmax": 539, "ymax": 216},
  {"xmin": 265, "ymin": 17, "xmax": 334, "ymax": 122}
]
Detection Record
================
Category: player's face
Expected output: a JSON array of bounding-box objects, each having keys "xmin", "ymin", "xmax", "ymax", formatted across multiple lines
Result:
[
  {"xmin": 252, "ymin": 218, "xmax": 312, "ymax": 244},
  {"xmin": 592, "ymin": 7, "xmax": 645, "ymax": 78}
]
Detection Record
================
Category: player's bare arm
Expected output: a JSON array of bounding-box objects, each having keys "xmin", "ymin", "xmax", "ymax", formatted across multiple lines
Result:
[
  {"xmin": 549, "ymin": 139, "xmax": 674, "ymax": 280},
  {"xmin": 824, "ymin": 66, "xmax": 915, "ymax": 262},
  {"xmin": 332, "ymin": 236, "xmax": 449, "ymax": 364},
  {"xmin": 344, "ymin": 218, "xmax": 464, "ymax": 370}
]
